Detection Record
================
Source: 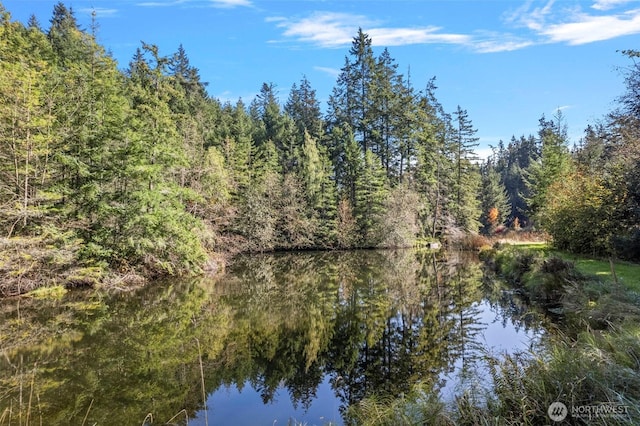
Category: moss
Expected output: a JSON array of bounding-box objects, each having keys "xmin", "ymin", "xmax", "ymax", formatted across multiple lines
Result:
[
  {"xmin": 65, "ymin": 266, "xmax": 105, "ymax": 289},
  {"xmin": 25, "ymin": 285, "xmax": 67, "ymax": 299}
]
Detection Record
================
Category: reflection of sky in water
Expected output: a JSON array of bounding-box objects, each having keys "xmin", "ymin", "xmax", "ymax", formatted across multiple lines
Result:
[
  {"xmin": 193, "ymin": 376, "xmax": 341, "ymax": 426},
  {"xmin": 192, "ymin": 298, "xmax": 542, "ymax": 426},
  {"xmin": 439, "ymin": 300, "xmax": 542, "ymax": 402},
  {"xmin": 0, "ymin": 250, "xmax": 548, "ymax": 426}
]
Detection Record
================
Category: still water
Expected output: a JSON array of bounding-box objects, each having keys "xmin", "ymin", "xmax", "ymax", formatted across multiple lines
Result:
[{"xmin": 0, "ymin": 249, "xmax": 544, "ymax": 425}]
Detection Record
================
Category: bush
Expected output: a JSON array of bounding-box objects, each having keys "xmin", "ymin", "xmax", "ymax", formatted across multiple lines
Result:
[
  {"xmin": 523, "ymin": 256, "xmax": 583, "ymax": 303},
  {"xmin": 612, "ymin": 228, "xmax": 640, "ymax": 261},
  {"xmin": 493, "ymin": 247, "xmax": 542, "ymax": 285},
  {"xmin": 488, "ymin": 328, "xmax": 640, "ymax": 425}
]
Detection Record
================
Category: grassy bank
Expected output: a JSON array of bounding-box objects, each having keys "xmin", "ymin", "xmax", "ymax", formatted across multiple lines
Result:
[
  {"xmin": 347, "ymin": 243, "xmax": 640, "ymax": 425},
  {"xmin": 514, "ymin": 242, "xmax": 640, "ymax": 292}
]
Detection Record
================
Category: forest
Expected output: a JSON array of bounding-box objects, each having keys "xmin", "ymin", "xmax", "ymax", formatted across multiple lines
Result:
[{"xmin": 1, "ymin": 2, "xmax": 639, "ymax": 294}]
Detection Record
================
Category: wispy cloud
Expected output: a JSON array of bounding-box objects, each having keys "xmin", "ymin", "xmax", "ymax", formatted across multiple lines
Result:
[
  {"xmin": 270, "ymin": 2, "xmax": 640, "ymax": 55},
  {"xmin": 368, "ymin": 27, "xmax": 470, "ymax": 46},
  {"xmin": 503, "ymin": 0, "xmax": 557, "ymax": 31},
  {"xmin": 555, "ymin": 105, "xmax": 573, "ymax": 112},
  {"xmin": 506, "ymin": 0, "xmax": 640, "ymax": 45},
  {"xmin": 137, "ymin": 0, "xmax": 187, "ymax": 6},
  {"xmin": 211, "ymin": 0, "xmax": 252, "ymax": 8},
  {"xmin": 268, "ymin": 12, "xmax": 374, "ymax": 48},
  {"xmin": 269, "ymin": 12, "xmax": 469, "ymax": 49},
  {"xmin": 269, "ymin": 11, "xmax": 535, "ymax": 53},
  {"xmin": 313, "ymin": 66, "xmax": 341, "ymax": 78},
  {"xmin": 471, "ymin": 32, "xmax": 535, "ymax": 53},
  {"xmin": 137, "ymin": 0, "xmax": 251, "ymax": 8},
  {"xmin": 79, "ymin": 7, "xmax": 119, "ymax": 18},
  {"xmin": 592, "ymin": 0, "xmax": 635, "ymax": 11},
  {"xmin": 540, "ymin": 9, "xmax": 640, "ymax": 44}
]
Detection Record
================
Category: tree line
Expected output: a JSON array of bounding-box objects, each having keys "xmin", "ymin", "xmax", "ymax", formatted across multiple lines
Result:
[
  {"xmin": 1, "ymin": 2, "xmax": 638, "ymax": 283},
  {"xmin": 485, "ymin": 58, "xmax": 640, "ymax": 261}
]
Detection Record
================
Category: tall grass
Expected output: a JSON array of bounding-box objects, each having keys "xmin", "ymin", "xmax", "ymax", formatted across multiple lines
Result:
[
  {"xmin": 349, "ymin": 328, "xmax": 640, "ymax": 426},
  {"xmin": 485, "ymin": 326, "xmax": 640, "ymax": 425},
  {"xmin": 345, "ymin": 383, "xmax": 453, "ymax": 425},
  {"xmin": 349, "ymin": 245, "xmax": 640, "ymax": 425}
]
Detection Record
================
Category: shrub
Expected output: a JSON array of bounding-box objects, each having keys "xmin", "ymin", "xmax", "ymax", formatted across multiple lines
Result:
[
  {"xmin": 612, "ymin": 228, "xmax": 640, "ymax": 261},
  {"xmin": 523, "ymin": 256, "xmax": 583, "ymax": 303}
]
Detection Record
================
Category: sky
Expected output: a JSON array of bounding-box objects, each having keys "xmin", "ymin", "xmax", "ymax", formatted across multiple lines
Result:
[{"xmin": 3, "ymin": 0, "xmax": 640, "ymax": 157}]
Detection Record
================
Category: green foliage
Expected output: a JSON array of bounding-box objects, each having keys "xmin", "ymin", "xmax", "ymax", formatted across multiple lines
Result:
[
  {"xmin": 525, "ymin": 111, "xmax": 573, "ymax": 223},
  {"xmin": 379, "ymin": 183, "xmax": 421, "ymax": 248},
  {"xmin": 541, "ymin": 171, "xmax": 621, "ymax": 256},
  {"xmin": 346, "ymin": 384, "xmax": 450, "ymax": 426},
  {"xmin": 0, "ymin": 5, "xmax": 530, "ymax": 290},
  {"xmin": 479, "ymin": 166, "xmax": 511, "ymax": 234},
  {"xmin": 354, "ymin": 150, "xmax": 388, "ymax": 247},
  {"xmin": 487, "ymin": 328, "xmax": 640, "ymax": 426},
  {"xmin": 491, "ymin": 245, "xmax": 543, "ymax": 284},
  {"xmin": 0, "ymin": 250, "xmax": 502, "ymax": 424},
  {"xmin": 450, "ymin": 106, "xmax": 482, "ymax": 233}
]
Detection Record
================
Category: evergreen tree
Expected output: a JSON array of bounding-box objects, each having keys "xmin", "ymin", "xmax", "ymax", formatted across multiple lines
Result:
[
  {"xmin": 169, "ymin": 43, "xmax": 208, "ymax": 113},
  {"xmin": 285, "ymin": 76, "xmax": 324, "ymax": 142},
  {"xmin": 451, "ymin": 106, "xmax": 481, "ymax": 232},
  {"xmin": 102, "ymin": 43, "xmax": 206, "ymax": 273},
  {"xmin": 47, "ymin": 2, "xmax": 89, "ymax": 67},
  {"xmin": 479, "ymin": 165, "xmax": 511, "ymax": 234},
  {"xmin": 219, "ymin": 100, "xmax": 254, "ymax": 195},
  {"xmin": 525, "ymin": 111, "xmax": 572, "ymax": 223},
  {"xmin": 618, "ymin": 49, "xmax": 640, "ymax": 120},
  {"xmin": 414, "ymin": 78, "xmax": 455, "ymax": 238},
  {"xmin": 251, "ymin": 83, "xmax": 300, "ymax": 173},
  {"xmin": 395, "ymin": 72, "xmax": 420, "ymax": 180},
  {"xmin": 299, "ymin": 131, "xmax": 337, "ymax": 246},
  {"xmin": 0, "ymin": 10, "xmax": 54, "ymax": 234},
  {"xmin": 354, "ymin": 150, "xmax": 388, "ymax": 247},
  {"xmin": 327, "ymin": 29, "xmax": 376, "ymax": 153},
  {"xmin": 340, "ymin": 127, "xmax": 363, "ymax": 206},
  {"xmin": 369, "ymin": 48, "xmax": 403, "ymax": 178},
  {"xmin": 488, "ymin": 134, "xmax": 537, "ymax": 227}
]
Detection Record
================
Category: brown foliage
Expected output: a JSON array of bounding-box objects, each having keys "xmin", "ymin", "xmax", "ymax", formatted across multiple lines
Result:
[
  {"xmin": 336, "ymin": 198, "xmax": 357, "ymax": 248},
  {"xmin": 487, "ymin": 206, "xmax": 499, "ymax": 225}
]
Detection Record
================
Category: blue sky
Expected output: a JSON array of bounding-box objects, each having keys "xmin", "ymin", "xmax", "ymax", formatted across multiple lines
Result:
[{"xmin": 4, "ymin": 0, "xmax": 640, "ymax": 156}]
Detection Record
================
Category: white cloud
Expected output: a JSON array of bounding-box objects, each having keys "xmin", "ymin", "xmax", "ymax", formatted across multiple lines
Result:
[
  {"xmin": 137, "ymin": 0, "xmax": 187, "ymax": 6},
  {"xmin": 474, "ymin": 146, "xmax": 496, "ymax": 161},
  {"xmin": 505, "ymin": 0, "xmax": 640, "ymax": 45},
  {"xmin": 470, "ymin": 34, "xmax": 535, "ymax": 53},
  {"xmin": 79, "ymin": 7, "xmax": 118, "ymax": 18},
  {"xmin": 540, "ymin": 9, "xmax": 640, "ymax": 44},
  {"xmin": 592, "ymin": 0, "xmax": 635, "ymax": 11},
  {"xmin": 270, "ymin": 12, "xmax": 374, "ymax": 48},
  {"xmin": 270, "ymin": 2, "xmax": 640, "ymax": 55},
  {"xmin": 313, "ymin": 66, "xmax": 341, "ymax": 78},
  {"xmin": 271, "ymin": 12, "xmax": 472, "ymax": 49},
  {"xmin": 504, "ymin": 0, "xmax": 557, "ymax": 31},
  {"xmin": 137, "ymin": 0, "xmax": 251, "ymax": 8},
  {"xmin": 211, "ymin": 0, "xmax": 252, "ymax": 8},
  {"xmin": 367, "ymin": 27, "xmax": 470, "ymax": 46}
]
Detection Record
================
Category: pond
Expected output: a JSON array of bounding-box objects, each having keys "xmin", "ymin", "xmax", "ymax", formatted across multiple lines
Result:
[{"xmin": 0, "ymin": 249, "xmax": 545, "ymax": 425}]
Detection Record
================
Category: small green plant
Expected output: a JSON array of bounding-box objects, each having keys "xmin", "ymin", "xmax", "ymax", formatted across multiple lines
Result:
[{"xmin": 345, "ymin": 383, "xmax": 452, "ymax": 426}]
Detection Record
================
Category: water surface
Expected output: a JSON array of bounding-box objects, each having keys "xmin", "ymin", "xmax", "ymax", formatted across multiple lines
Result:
[{"xmin": 0, "ymin": 249, "xmax": 543, "ymax": 425}]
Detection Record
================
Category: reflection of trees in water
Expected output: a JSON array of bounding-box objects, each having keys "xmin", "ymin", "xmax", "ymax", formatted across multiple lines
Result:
[
  {"xmin": 0, "ymin": 249, "xmax": 542, "ymax": 424},
  {"xmin": 327, "ymin": 250, "xmax": 489, "ymax": 413},
  {"xmin": 0, "ymin": 278, "xmax": 222, "ymax": 425},
  {"xmin": 482, "ymin": 276, "xmax": 544, "ymax": 335}
]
